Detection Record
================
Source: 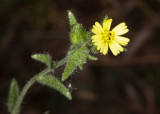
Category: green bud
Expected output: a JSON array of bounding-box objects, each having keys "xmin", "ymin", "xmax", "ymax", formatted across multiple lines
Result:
[{"xmin": 70, "ymin": 24, "xmax": 87, "ymax": 44}]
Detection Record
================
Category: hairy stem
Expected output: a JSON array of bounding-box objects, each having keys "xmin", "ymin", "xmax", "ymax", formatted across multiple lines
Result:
[
  {"xmin": 55, "ymin": 58, "xmax": 67, "ymax": 68},
  {"xmin": 11, "ymin": 68, "xmax": 50, "ymax": 114}
]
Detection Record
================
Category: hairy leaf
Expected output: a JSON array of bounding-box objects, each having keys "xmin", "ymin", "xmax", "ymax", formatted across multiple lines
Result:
[
  {"xmin": 68, "ymin": 10, "xmax": 77, "ymax": 29},
  {"xmin": 70, "ymin": 24, "xmax": 87, "ymax": 44},
  {"xmin": 62, "ymin": 47, "xmax": 89, "ymax": 81},
  {"xmin": 61, "ymin": 59, "xmax": 77, "ymax": 81},
  {"xmin": 31, "ymin": 54, "xmax": 52, "ymax": 66},
  {"xmin": 87, "ymin": 55, "xmax": 98, "ymax": 60},
  {"xmin": 8, "ymin": 79, "xmax": 19, "ymax": 113},
  {"xmin": 36, "ymin": 74, "xmax": 72, "ymax": 100}
]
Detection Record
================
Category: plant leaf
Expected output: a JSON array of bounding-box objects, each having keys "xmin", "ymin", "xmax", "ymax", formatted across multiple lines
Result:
[
  {"xmin": 61, "ymin": 58, "xmax": 77, "ymax": 81},
  {"xmin": 8, "ymin": 79, "xmax": 19, "ymax": 113},
  {"xmin": 70, "ymin": 24, "xmax": 87, "ymax": 44},
  {"xmin": 62, "ymin": 47, "xmax": 89, "ymax": 81},
  {"xmin": 36, "ymin": 74, "xmax": 72, "ymax": 100},
  {"xmin": 68, "ymin": 10, "xmax": 87, "ymax": 44},
  {"xmin": 68, "ymin": 10, "xmax": 77, "ymax": 29},
  {"xmin": 87, "ymin": 55, "xmax": 98, "ymax": 60},
  {"xmin": 31, "ymin": 54, "xmax": 52, "ymax": 66}
]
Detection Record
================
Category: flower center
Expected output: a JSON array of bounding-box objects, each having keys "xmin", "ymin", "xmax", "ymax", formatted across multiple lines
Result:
[{"xmin": 103, "ymin": 31, "xmax": 115, "ymax": 43}]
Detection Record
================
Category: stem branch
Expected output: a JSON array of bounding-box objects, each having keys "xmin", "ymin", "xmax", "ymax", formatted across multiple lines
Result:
[{"xmin": 55, "ymin": 58, "xmax": 67, "ymax": 68}]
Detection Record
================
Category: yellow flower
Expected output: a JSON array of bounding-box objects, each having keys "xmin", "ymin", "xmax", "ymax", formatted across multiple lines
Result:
[{"xmin": 91, "ymin": 19, "xmax": 130, "ymax": 56}]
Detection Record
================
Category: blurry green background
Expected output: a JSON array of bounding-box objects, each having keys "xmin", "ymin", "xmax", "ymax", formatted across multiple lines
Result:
[{"xmin": 0, "ymin": 0, "xmax": 160, "ymax": 114}]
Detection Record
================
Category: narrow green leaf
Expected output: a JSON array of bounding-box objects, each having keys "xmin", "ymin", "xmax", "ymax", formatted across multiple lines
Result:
[
  {"xmin": 87, "ymin": 55, "xmax": 98, "ymax": 60},
  {"xmin": 31, "ymin": 54, "xmax": 52, "ymax": 66},
  {"xmin": 68, "ymin": 10, "xmax": 77, "ymax": 29},
  {"xmin": 36, "ymin": 74, "xmax": 72, "ymax": 100},
  {"xmin": 62, "ymin": 59, "xmax": 77, "ymax": 81},
  {"xmin": 62, "ymin": 47, "xmax": 89, "ymax": 81},
  {"xmin": 8, "ymin": 79, "xmax": 19, "ymax": 113},
  {"xmin": 62, "ymin": 47, "xmax": 87, "ymax": 81}
]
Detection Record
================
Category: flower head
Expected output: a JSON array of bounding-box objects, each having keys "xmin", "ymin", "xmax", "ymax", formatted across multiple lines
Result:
[{"xmin": 91, "ymin": 19, "xmax": 130, "ymax": 56}]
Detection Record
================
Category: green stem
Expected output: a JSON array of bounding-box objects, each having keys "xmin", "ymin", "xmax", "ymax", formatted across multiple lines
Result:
[
  {"xmin": 55, "ymin": 58, "xmax": 67, "ymax": 68},
  {"xmin": 11, "ymin": 68, "xmax": 50, "ymax": 114}
]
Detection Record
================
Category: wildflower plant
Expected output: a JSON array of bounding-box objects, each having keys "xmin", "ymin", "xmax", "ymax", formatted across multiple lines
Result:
[{"xmin": 7, "ymin": 10, "xmax": 130, "ymax": 114}]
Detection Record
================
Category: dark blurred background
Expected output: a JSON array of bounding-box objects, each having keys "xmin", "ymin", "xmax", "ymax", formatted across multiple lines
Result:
[{"xmin": 0, "ymin": 0, "xmax": 160, "ymax": 114}]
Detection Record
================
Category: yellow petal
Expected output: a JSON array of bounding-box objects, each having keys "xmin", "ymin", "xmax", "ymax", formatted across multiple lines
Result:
[
  {"xmin": 93, "ymin": 25, "xmax": 103, "ymax": 34},
  {"xmin": 92, "ymin": 28, "xmax": 100, "ymax": 35},
  {"xmin": 97, "ymin": 45, "xmax": 101, "ymax": 50},
  {"xmin": 112, "ymin": 41, "xmax": 124, "ymax": 52},
  {"xmin": 92, "ymin": 34, "xmax": 103, "ymax": 39},
  {"xmin": 112, "ymin": 22, "xmax": 129, "ymax": 35},
  {"xmin": 114, "ymin": 36, "xmax": 130, "ymax": 46},
  {"xmin": 115, "ymin": 29, "xmax": 129, "ymax": 36},
  {"xmin": 94, "ymin": 40, "xmax": 102, "ymax": 46},
  {"xmin": 92, "ymin": 35, "xmax": 103, "ymax": 45},
  {"xmin": 100, "ymin": 47, "xmax": 103, "ymax": 53},
  {"xmin": 109, "ymin": 41, "xmax": 124, "ymax": 56},
  {"xmin": 102, "ymin": 43, "xmax": 108, "ymax": 55},
  {"xmin": 103, "ymin": 19, "xmax": 112, "ymax": 31},
  {"xmin": 95, "ymin": 22, "xmax": 104, "ymax": 33},
  {"xmin": 100, "ymin": 43, "xmax": 105, "ymax": 54},
  {"xmin": 109, "ymin": 43, "xmax": 118, "ymax": 56}
]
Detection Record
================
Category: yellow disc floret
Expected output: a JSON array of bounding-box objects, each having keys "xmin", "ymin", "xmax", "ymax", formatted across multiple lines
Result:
[{"xmin": 91, "ymin": 19, "xmax": 130, "ymax": 56}]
